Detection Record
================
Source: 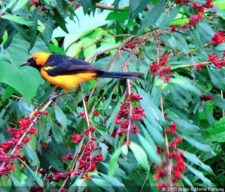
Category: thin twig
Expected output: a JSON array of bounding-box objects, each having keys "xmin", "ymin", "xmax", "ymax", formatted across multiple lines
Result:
[
  {"xmin": 126, "ymin": 80, "xmax": 132, "ymax": 145},
  {"xmin": 140, "ymin": 166, "xmax": 151, "ymax": 192},
  {"xmin": 96, "ymin": 3, "xmax": 124, "ymax": 11},
  {"xmin": 74, "ymin": 34, "xmax": 131, "ymax": 59},
  {"xmin": 164, "ymin": 132, "xmax": 173, "ymax": 188},
  {"xmin": 172, "ymin": 61, "xmax": 211, "ymax": 69},
  {"xmin": 221, "ymin": 90, "xmax": 225, "ymax": 116},
  {"xmin": 59, "ymin": 138, "xmax": 85, "ymax": 192},
  {"xmin": 160, "ymin": 95, "xmax": 164, "ymax": 116},
  {"xmin": 86, "ymin": 36, "xmax": 135, "ymax": 61}
]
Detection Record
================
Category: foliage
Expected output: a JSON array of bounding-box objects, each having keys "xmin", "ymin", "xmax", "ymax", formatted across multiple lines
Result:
[{"xmin": 0, "ymin": 0, "xmax": 225, "ymax": 191}]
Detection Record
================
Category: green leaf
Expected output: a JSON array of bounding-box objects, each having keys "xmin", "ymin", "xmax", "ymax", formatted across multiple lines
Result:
[
  {"xmin": 186, "ymin": 164, "xmax": 213, "ymax": 186},
  {"xmin": 100, "ymin": 173, "xmax": 125, "ymax": 188},
  {"xmin": 54, "ymin": 104, "xmax": 67, "ymax": 128},
  {"xmin": 138, "ymin": 0, "xmax": 167, "ymax": 34},
  {"xmin": 129, "ymin": 142, "xmax": 149, "ymax": 170},
  {"xmin": 183, "ymin": 135, "xmax": 215, "ymax": 154},
  {"xmin": 23, "ymin": 145, "xmax": 40, "ymax": 167},
  {"xmin": 213, "ymin": 95, "xmax": 225, "ymax": 111},
  {"xmin": 108, "ymin": 147, "xmax": 121, "ymax": 176},
  {"xmin": 106, "ymin": 10, "xmax": 129, "ymax": 22},
  {"xmin": 91, "ymin": 178, "xmax": 113, "ymax": 192},
  {"xmin": 51, "ymin": 122, "xmax": 64, "ymax": 143},
  {"xmin": 171, "ymin": 75, "xmax": 201, "ymax": 95},
  {"xmin": 81, "ymin": 0, "xmax": 93, "ymax": 14},
  {"xmin": 215, "ymin": 43, "xmax": 225, "ymax": 51},
  {"xmin": 142, "ymin": 119, "xmax": 164, "ymax": 145},
  {"xmin": 0, "ymin": 57, "xmax": 43, "ymax": 101},
  {"xmin": 183, "ymin": 151, "xmax": 214, "ymax": 175},
  {"xmin": 129, "ymin": 0, "xmax": 149, "ymax": 19},
  {"xmin": 138, "ymin": 134, "xmax": 161, "ymax": 165},
  {"xmin": 208, "ymin": 68, "xmax": 225, "ymax": 90},
  {"xmin": 2, "ymin": 13, "xmax": 35, "ymax": 26},
  {"xmin": 156, "ymin": 6, "xmax": 179, "ymax": 29},
  {"xmin": 206, "ymin": 117, "xmax": 225, "ymax": 143},
  {"xmin": 70, "ymin": 178, "xmax": 87, "ymax": 192},
  {"xmin": 173, "ymin": 32, "xmax": 189, "ymax": 54},
  {"xmin": 12, "ymin": 0, "xmax": 28, "ymax": 11},
  {"xmin": 25, "ymin": 165, "xmax": 44, "ymax": 187},
  {"xmin": 137, "ymin": 87, "xmax": 164, "ymax": 124}
]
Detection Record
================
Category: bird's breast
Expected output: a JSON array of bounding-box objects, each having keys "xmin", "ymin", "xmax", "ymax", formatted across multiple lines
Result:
[{"xmin": 40, "ymin": 69, "xmax": 97, "ymax": 92}]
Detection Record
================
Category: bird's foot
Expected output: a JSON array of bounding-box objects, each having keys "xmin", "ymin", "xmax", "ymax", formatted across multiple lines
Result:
[{"xmin": 48, "ymin": 92, "xmax": 64, "ymax": 101}]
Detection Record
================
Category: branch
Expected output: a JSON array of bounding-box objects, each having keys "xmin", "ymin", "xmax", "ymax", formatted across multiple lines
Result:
[
  {"xmin": 86, "ymin": 36, "xmax": 135, "ymax": 61},
  {"xmin": 96, "ymin": 3, "xmax": 124, "ymax": 11}
]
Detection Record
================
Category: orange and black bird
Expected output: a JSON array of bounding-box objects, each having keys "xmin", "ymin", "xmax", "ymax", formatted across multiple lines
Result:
[{"xmin": 22, "ymin": 52, "xmax": 142, "ymax": 92}]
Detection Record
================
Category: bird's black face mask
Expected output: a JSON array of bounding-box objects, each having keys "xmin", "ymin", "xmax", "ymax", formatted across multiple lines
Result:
[{"xmin": 20, "ymin": 58, "xmax": 41, "ymax": 71}]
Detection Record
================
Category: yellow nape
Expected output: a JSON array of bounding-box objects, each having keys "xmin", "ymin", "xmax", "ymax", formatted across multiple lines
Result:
[{"xmin": 30, "ymin": 52, "xmax": 51, "ymax": 66}]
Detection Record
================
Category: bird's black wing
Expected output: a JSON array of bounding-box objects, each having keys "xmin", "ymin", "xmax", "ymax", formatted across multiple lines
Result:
[{"xmin": 44, "ymin": 54, "xmax": 103, "ymax": 76}]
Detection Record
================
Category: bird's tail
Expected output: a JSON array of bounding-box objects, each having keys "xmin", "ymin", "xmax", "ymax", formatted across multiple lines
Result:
[{"xmin": 97, "ymin": 71, "xmax": 143, "ymax": 80}]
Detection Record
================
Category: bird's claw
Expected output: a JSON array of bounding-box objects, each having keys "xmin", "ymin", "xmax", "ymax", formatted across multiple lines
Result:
[{"xmin": 48, "ymin": 92, "xmax": 64, "ymax": 101}]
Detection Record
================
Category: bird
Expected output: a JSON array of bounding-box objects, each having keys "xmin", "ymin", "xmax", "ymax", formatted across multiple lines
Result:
[{"xmin": 21, "ymin": 52, "xmax": 143, "ymax": 93}]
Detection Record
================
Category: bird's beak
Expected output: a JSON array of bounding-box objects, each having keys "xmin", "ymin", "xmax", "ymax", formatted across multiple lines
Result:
[{"xmin": 20, "ymin": 61, "xmax": 29, "ymax": 67}]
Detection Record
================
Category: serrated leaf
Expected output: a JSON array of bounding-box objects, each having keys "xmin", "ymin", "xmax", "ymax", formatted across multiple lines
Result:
[
  {"xmin": 129, "ymin": 142, "xmax": 149, "ymax": 170},
  {"xmin": 183, "ymin": 151, "xmax": 214, "ymax": 175},
  {"xmin": 186, "ymin": 164, "xmax": 213, "ymax": 186}
]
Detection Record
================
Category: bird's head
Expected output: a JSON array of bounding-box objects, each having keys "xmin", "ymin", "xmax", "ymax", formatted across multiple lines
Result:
[{"xmin": 21, "ymin": 52, "xmax": 50, "ymax": 69}]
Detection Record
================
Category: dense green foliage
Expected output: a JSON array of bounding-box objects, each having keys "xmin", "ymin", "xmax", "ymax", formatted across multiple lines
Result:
[{"xmin": 0, "ymin": 0, "xmax": 225, "ymax": 191}]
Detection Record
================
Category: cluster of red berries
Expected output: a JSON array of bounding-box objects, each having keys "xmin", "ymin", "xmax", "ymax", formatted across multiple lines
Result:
[
  {"xmin": 174, "ymin": 0, "xmax": 190, "ymax": 5},
  {"xmin": 50, "ymin": 126, "xmax": 103, "ymax": 181},
  {"xmin": 79, "ymin": 110, "xmax": 100, "ymax": 119},
  {"xmin": 208, "ymin": 53, "xmax": 225, "ymax": 69},
  {"xmin": 195, "ymin": 63, "xmax": 203, "ymax": 71},
  {"xmin": 77, "ymin": 140, "xmax": 103, "ymax": 179},
  {"xmin": 174, "ymin": 0, "xmax": 214, "ymax": 8},
  {"xmin": 31, "ymin": 0, "xmax": 46, "ymax": 11},
  {"xmin": 114, "ymin": 92, "xmax": 145, "ymax": 136},
  {"xmin": 210, "ymin": 31, "xmax": 225, "ymax": 46},
  {"xmin": 194, "ymin": 32, "xmax": 225, "ymax": 71},
  {"xmin": 71, "ymin": 126, "xmax": 95, "ymax": 144},
  {"xmin": 200, "ymin": 95, "xmax": 214, "ymax": 101},
  {"xmin": 149, "ymin": 54, "xmax": 172, "ymax": 82},
  {"xmin": 171, "ymin": 0, "xmax": 215, "ymax": 32},
  {"xmin": 0, "ymin": 111, "xmax": 47, "ymax": 177},
  {"xmin": 154, "ymin": 122, "xmax": 186, "ymax": 190}
]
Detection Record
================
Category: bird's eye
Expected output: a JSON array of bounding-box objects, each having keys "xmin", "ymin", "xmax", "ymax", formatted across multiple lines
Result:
[{"xmin": 28, "ymin": 57, "xmax": 36, "ymax": 62}]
